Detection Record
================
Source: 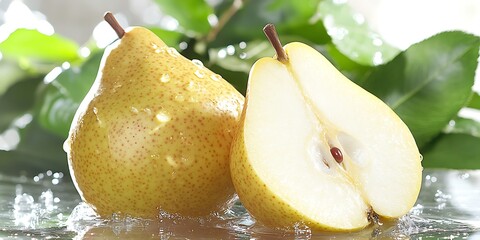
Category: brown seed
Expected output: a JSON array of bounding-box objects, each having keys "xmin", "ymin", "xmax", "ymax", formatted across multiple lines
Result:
[{"xmin": 330, "ymin": 147, "xmax": 343, "ymax": 163}]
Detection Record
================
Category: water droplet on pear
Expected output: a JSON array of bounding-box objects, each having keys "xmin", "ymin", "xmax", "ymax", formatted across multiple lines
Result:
[
  {"xmin": 194, "ymin": 70, "xmax": 205, "ymax": 78},
  {"xmin": 160, "ymin": 73, "xmax": 170, "ymax": 83},
  {"xmin": 130, "ymin": 107, "xmax": 139, "ymax": 114},
  {"xmin": 143, "ymin": 108, "xmax": 152, "ymax": 115},
  {"xmin": 92, "ymin": 107, "xmax": 104, "ymax": 126},
  {"xmin": 175, "ymin": 95, "xmax": 185, "ymax": 102},
  {"xmin": 62, "ymin": 139, "xmax": 71, "ymax": 153},
  {"xmin": 185, "ymin": 81, "xmax": 196, "ymax": 91},
  {"xmin": 167, "ymin": 47, "xmax": 179, "ymax": 57},
  {"xmin": 155, "ymin": 112, "xmax": 170, "ymax": 123},
  {"xmin": 191, "ymin": 59, "xmax": 204, "ymax": 68},
  {"xmin": 210, "ymin": 74, "xmax": 221, "ymax": 81}
]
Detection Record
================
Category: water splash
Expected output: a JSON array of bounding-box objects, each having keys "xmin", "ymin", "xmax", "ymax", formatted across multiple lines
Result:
[
  {"xmin": 2, "ymin": 169, "xmax": 480, "ymax": 239},
  {"xmin": 293, "ymin": 222, "xmax": 312, "ymax": 239},
  {"xmin": 66, "ymin": 202, "xmax": 99, "ymax": 237},
  {"xmin": 13, "ymin": 193, "xmax": 38, "ymax": 228}
]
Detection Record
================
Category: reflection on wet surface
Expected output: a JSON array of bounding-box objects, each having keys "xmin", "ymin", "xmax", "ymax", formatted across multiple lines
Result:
[{"xmin": 0, "ymin": 169, "xmax": 479, "ymax": 239}]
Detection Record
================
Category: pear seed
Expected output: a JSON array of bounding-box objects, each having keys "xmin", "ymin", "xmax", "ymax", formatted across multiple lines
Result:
[
  {"xmin": 194, "ymin": 70, "xmax": 205, "ymax": 78},
  {"xmin": 160, "ymin": 73, "xmax": 170, "ymax": 83},
  {"xmin": 191, "ymin": 59, "xmax": 204, "ymax": 68},
  {"xmin": 330, "ymin": 147, "xmax": 343, "ymax": 163}
]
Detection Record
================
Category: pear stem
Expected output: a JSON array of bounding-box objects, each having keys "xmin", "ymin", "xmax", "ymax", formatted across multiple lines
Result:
[
  {"xmin": 263, "ymin": 23, "xmax": 287, "ymax": 63},
  {"xmin": 104, "ymin": 12, "xmax": 125, "ymax": 39}
]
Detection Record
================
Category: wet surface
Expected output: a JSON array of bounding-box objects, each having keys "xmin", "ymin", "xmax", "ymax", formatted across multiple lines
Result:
[{"xmin": 0, "ymin": 169, "xmax": 479, "ymax": 239}]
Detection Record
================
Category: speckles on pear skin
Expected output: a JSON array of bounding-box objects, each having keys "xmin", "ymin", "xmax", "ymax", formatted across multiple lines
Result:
[{"xmin": 67, "ymin": 27, "xmax": 244, "ymax": 219}]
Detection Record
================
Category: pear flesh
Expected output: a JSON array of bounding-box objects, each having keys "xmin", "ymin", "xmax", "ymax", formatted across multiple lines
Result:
[
  {"xmin": 66, "ymin": 27, "xmax": 244, "ymax": 218},
  {"xmin": 231, "ymin": 42, "xmax": 422, "ymax": 231}
]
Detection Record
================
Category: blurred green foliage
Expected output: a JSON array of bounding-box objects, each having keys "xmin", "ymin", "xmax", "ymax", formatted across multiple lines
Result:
[{"xmin": 0, "ymin": 0, "xmax": 479, "ymax": 176}]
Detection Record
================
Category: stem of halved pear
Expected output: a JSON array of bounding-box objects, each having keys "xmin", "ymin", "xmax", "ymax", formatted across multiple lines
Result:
[
  {"xmin": 263, "ymin": 23, "xmax": 288, "ymax": 63},
  {"xmin": 104, "ymin": 12, "xmax": 125, "ymax": 39}
]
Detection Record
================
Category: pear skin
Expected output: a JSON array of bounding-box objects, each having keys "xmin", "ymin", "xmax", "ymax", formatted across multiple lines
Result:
[{"xmin": 66, "ymin": 16, "xmax": 244, "ymax": 218}]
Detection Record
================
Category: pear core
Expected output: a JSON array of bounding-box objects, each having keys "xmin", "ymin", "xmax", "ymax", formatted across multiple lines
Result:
[{"xmin": 230, "ymin": 42, "xmax": 422, "ymax": 231}]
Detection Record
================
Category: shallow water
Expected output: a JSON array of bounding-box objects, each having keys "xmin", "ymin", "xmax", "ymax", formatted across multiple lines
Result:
[{"xmin": 0, "ymin": 169, "xmax": 479, "ymax": 239}]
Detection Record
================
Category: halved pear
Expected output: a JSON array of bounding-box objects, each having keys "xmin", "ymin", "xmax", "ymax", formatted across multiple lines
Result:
[{"xmin": 230, "ymin": 26, "xmax": 422, "ymax": 231}]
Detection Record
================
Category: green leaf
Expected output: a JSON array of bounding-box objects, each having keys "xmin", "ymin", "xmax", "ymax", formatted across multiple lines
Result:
[
  {"xmin": 211, "ymin": 0, "xmax": 329, "ymax": 47},
  {"xmin": 0, "ymin": 77, "xmax": 42, "ymax": 133},
  {"xmin": 0, "ymin": 59, "xmax": 31, "ymax": 95},
  {"xmin": 0, "ymin": 29, "xmax": 79, "ymax": 63},
  {"xmin": 149, "ymin": 27, "xmax": 184, "ymax": 47},
  {"xmin": 314, "ymin": 0, "xmax": 399, "ymax": 66},
  {"xmin": 444, "ymin": 117, "xmax": 480, "ymax": 138},
  {"xmin": 323, "ymin": 43, "xmax": 373, "ymax": 83},
  {"xmin": 154, "ymin": 0, "xmax": 213, "ymax": 35},
  {"xmin": 422, "ymin": 133, "xmax": 480, "ymax": 169},
  {"xmin": 0, "ymin": 120, "xmax": 68, "ymax": 175},
  {"xmin": 362, "ymin": 31, "xmax": 480, "ymax": 147},
  {"xmin": 466, "ymin": 91, "xmax": 480, "ymax": 110},
  {"xmin": 35, "ymin": 51, "xmax": 103, "ymax": 138}
]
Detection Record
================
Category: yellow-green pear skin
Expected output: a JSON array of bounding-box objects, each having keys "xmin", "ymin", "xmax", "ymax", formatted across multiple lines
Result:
[
  {"xmin": 230, "ymin": 42, "xmax": 422, "ymax": 231},
  {"xmin": 66, "ymin": 27, "xmax": 244, "ymax": 218}
]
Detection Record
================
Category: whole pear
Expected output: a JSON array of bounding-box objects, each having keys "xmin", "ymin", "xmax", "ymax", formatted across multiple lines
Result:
[{"xmin": 65, "ymin": 13, "xmax": 244, "ymax": 218}]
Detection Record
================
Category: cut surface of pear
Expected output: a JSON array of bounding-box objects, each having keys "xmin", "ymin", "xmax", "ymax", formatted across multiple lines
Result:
[
  {"xmin": 67, "ymin": 24, "xmax": 244, "ymax": 218},
  {"xmin": 230, "ymin": 42, "xmax": 422, "ymax": 231}
]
